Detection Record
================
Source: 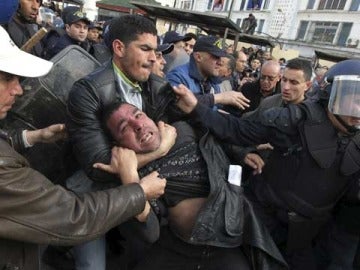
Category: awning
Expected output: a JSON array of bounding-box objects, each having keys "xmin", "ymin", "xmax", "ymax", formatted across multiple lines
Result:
[
  {"xmin": 315, "ymin": 49, "xmax": 360, "ymax": 63},
  {"xmin": 130, "ymin": 1, "xmax": 240, "ymax": 33},
  {"xmin": 51, "ymin": 0, "xmax": 84, "ymax": 5},
  {"xmin": 130, "ymin": 1, "xmax": 274, "ymax": 48}
]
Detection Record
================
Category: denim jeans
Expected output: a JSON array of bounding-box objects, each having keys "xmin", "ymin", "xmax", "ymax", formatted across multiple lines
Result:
[
  {"xmin": 72, "ymin": 237, "xmax": 106, "ymax": 270},
  {"xmin": 66, "ymin": 171, "xmax": 107, "ymax": 270}
]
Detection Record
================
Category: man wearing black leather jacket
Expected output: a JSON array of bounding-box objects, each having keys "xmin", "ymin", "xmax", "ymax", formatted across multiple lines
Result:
[
  {"xmin": 172, "ymin": 59, "xmax": 360, "ymax": 270},
  {"xmin": 66, "ymin": 15, "xmax": 179, "ymax": 269}
]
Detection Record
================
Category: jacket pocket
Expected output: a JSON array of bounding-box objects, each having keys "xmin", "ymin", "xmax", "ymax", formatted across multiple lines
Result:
[{"xmin": 224, "ymin": 184, "xmax": 244, "ymax": 237}]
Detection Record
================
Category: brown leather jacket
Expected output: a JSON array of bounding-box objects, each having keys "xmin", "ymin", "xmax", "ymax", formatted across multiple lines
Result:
[{"xmin": 0, "ymin": 137, "xmax": 146, "ymax": 270}]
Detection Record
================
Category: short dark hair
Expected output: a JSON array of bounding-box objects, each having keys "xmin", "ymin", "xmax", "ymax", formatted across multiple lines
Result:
[
  {"xmin": 102, "ymin": 100, "xmax": 130, "ymax": 137},
  {"xmin": 184, "ymin": 32, "xmax": 197, "ymax": 41},
  {"xmin": 108, "ymin": 15, "xmax": 157, "ymax": 50},
  {"xmin": 286, "ymin": 58, "xmax": 312, "ymax": 81}
]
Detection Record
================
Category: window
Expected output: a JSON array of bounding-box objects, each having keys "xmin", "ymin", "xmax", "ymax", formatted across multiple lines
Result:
[
  {"xmin": 180, "ymin": 0, "xmax": 192, "ymax": 10},
  {"xmin": 311, "ymin": 22, "xmax": 339, "ymax": 43},
  {"xmin": 247, "ymin": 0, "xmax": 262, "ymax": 10},
  {"xmin": 224, "ymin": 0, "xmax": 231, "ymax": 11},
  {"xmin": 239, "ymin": 0, "xmax": 246, "ymax": 10},
  {"xmin": 212, "ymin": 0, "xmax": 224, "ymax": 11},
  {"xmin": 207, "ymin": 0, "xmax": 213, "ymax": 10},
  {"xmin": 307, "ymin": 0, "xmax": 315, "ymax": 9},
  {"xmin": 318, "ymin": 0, "xmax": 346, "ymax": 10},
  {"xmin": 296, "ymin": 21, "xmax": 309, "ymax": 40},
  {"xmin": 337, "ymin": 23, "xmax": 352, "ymax": 45},
  {"xmin": 257, "ymin": 19, "xmax": 265, "ymax": 33},
  {"xmin": 350, "ymin": 0, "xmax": 360, "ymax": 10},
  {"xmin": 262, "ymin": 0, "xmax": 270, "ymax": 9}
]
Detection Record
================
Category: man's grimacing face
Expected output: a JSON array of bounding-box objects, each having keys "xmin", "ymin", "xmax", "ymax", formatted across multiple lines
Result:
[{"xmin": 107, "ymin": 103, "xmax": 161, "ymax": 153}]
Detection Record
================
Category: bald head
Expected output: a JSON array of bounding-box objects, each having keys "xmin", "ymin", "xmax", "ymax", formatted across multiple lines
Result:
[
  {"xmin": 261, "ymin": 60, "xmax": 281, "ymax": 74},
  {"xmin": 259, "ymin": 60, "xmax": 281, "ymax": 95}
]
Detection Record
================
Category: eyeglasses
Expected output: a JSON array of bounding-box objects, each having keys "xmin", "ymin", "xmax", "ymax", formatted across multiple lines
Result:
[{"xmin": 260, "ymin": 75, "xmax": 278, "ymax": 82}]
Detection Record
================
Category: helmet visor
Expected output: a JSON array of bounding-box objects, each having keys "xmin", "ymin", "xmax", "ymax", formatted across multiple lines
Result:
[{"xmin": 328, "ymin": 75, "xmax": 360, "ymax": 118}]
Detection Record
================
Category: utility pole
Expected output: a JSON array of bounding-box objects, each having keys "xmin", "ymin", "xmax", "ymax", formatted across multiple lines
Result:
[{"xmin": 223, "ymin": 0, "xmax": 238, "ymax": 49}]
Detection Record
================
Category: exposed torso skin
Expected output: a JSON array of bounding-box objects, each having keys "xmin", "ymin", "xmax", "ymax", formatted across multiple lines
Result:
[{"xmin": 168, "ymin": 197, "xmax": 207, "ymax": 240}]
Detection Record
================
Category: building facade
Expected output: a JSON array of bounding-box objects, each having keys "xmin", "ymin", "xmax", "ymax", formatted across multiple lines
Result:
[{"xmin": 169, "ymin": 0, "xmax": 360, "ymax": 57}]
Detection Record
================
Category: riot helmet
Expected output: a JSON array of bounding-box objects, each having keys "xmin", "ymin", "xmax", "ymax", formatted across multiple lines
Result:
[{"xmin": 321, "ymin": 59, "xmax": 360, "ymax": 131}]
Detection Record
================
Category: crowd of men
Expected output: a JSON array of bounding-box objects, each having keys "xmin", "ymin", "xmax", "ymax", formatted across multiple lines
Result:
[{"xmin": 0, "ymin": 1, "xmax": 359, "ymax": 270}]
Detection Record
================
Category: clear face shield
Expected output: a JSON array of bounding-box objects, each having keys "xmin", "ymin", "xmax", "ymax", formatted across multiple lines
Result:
[{"xmin": 328, "ymin": 75, "xmax": 360, "ymax": 121}]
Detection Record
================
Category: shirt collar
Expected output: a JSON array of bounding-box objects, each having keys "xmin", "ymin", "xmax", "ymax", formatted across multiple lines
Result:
[{"xmin": 112, "ymin": 61, "xmax": 142, "ymax": 92}]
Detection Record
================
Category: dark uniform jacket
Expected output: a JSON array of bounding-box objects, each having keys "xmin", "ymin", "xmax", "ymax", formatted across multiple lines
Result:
[
  {"xmin": 46, "ymin": 33, "xmax": 90, "ymax": 60},
  {"xmin": 0, "ymin": 133, "xmax": 147, "ymax": 270},
  {"xmin": 189, "ymin": 100, "xmax": 360, "ymax": 229}
]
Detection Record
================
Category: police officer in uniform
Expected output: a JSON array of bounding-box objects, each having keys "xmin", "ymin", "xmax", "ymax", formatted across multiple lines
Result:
[
  {"xmin": 314, "ymin": 60, "xmax": 360, "ymax": 269},
  {"xmin": 172, "ymin": 59, "xmax": 360, "ymax": 270}
]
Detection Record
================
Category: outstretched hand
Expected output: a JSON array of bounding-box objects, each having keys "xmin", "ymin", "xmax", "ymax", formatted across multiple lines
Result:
[
  {"xmin": 214, "ymin": 91, "xmax": 250, "ymax": 110},
  {"xmin": 26, "ymin": 124, "xmax": 67, "ymax": 145},
  {"xmin": 173, "ymin": 84, "xmax": 198, "ymax": 113}
]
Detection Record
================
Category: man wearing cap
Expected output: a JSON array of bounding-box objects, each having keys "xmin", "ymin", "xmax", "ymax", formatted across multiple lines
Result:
[
  {"xmin": 152, "ymin": 38, "xmax": 174, "ymax": 78},
  {"xmin": 87, "ymin": 22, "xmax": 102, "ymax": 44},
  {"xmin": 162, "ymin": 30, "xmax": 192, "ymax": 74},
  {"xmin": 45, "ymin": 10, "xmax": 91, "ymax": 59},
  {"xmin": 6, "ymin": 0, "xmax": 44, "ymax": 57},
  {"xmin": 0, "ymin": 26, "xmax": 166, "ymax": 270},
  {"xmin": 167, "ymin": 35, "xmax": 249, "ymax": 112}
]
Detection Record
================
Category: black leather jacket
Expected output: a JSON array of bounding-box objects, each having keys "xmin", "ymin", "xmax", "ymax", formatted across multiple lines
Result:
[
  {"xmin": 189, "ymin": 129, "xmax": 287, "ymax": 269},
  {"xmin": 67, "ymin": 60, "xmax": 122, "ymax": 183}
]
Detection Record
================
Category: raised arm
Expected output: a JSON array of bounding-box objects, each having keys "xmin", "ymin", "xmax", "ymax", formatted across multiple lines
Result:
[{"xmin": 173, "ymin": 84, "xmax": 304, "ymax": 150}]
